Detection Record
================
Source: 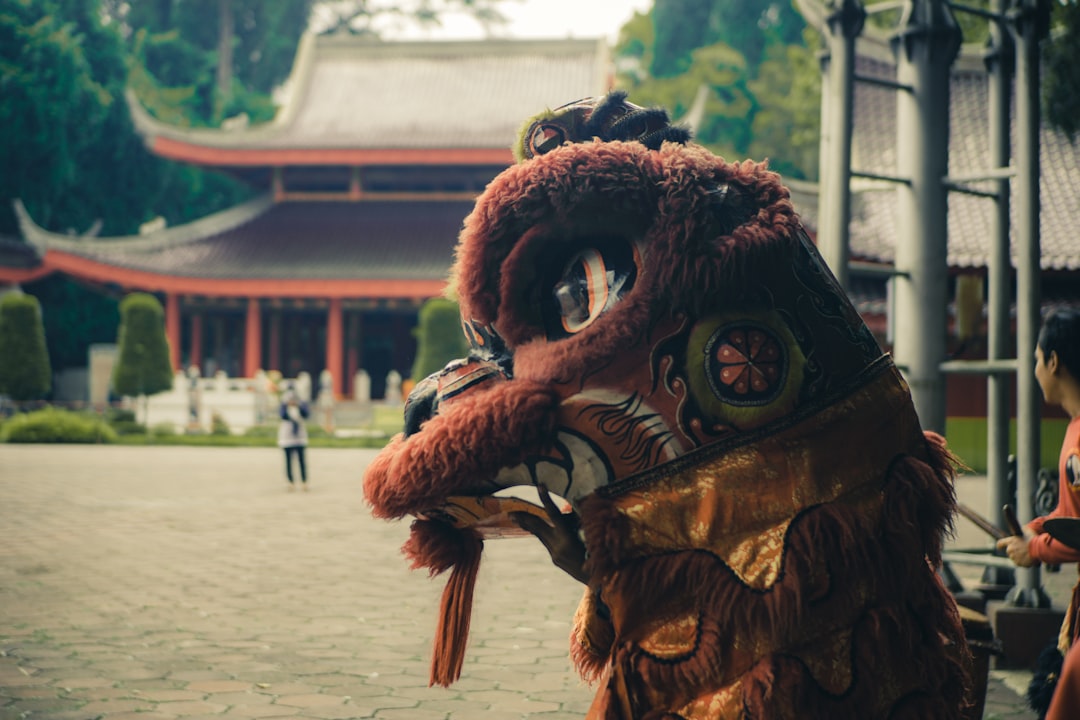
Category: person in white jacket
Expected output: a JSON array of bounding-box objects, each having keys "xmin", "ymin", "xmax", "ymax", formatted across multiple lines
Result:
[{"xmin": 278, "ymin": 388, "xmax": 310, "ymax": 491}]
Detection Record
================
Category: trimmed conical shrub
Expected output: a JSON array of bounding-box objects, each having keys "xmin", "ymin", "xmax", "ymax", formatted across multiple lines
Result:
[
  {"xmin": 0, "ymin": 292, "xmax": 51, "ymax": 401},
  {"xmin": 112, "ymin": 293, "xmax": 174, "ymax": 398},
  {"xmin": 411, "ymin": 298, "xmax": 470, "ymax": 381}
]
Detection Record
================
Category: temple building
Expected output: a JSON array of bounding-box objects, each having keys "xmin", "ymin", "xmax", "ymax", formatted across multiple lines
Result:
[
  {"xmin": 2, "ymin": 28, "xmax": 1077, "ymax": 418},
  {"xmin": 3, "ymin": 35, "xmax": 610, "ymax": 400}
]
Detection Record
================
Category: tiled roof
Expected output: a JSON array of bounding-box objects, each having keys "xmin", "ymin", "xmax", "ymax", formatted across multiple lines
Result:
[
  {"xmin": 18, "ymin": 198, "xmax": 471, "ymax": 281},
  {"xmin": 791, "ymin": 1, "xmax": 1080, "ymax": 272},
  {"xmin": 840, "ymin": 56, "xmax": 1079, "ymax": 272},
  {"xmin": 130, "ymin": 36, "xmax": 610, "ymax": 151}
]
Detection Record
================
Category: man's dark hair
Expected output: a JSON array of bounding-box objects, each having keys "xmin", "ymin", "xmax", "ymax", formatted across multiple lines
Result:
[{"xmin": 1037, "ymin": 308, "xmax": 1080, "ymax": 380}]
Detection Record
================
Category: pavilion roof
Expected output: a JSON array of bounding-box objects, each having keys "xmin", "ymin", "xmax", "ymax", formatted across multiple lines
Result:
[
  {"xmin": 130, "ymin": 35, "xmax": 611, "ymax": 166},
  {"xmin": 11, "ymin": 197, "xmax": 472, "ymax": 297}
]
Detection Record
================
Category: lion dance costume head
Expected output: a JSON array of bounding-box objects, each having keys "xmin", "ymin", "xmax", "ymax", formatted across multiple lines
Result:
[{"xmin": 364, "ymin": 92, "xmax": 971, "ymax": 718}]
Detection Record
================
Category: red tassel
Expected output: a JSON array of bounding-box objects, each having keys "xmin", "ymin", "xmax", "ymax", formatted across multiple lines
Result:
[
  {"xmin": 430, "ymin": 536, "xmax": 483, "ymax": 686},
  {"xmin": 403, "ymin": 520, "xmax": 484, "ymax": 687}
]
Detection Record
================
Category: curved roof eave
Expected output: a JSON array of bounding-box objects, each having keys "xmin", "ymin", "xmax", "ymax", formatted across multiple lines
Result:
[
  {"xmin": 14, "ymin": 195, "xmax": 275, "ymax": 254},
  {"xmin": 148, "ymin": 139, "xmax": 515, "ymax": 167},
  {"xmin": 39, "ymin": 249, "xmax": 447, "ymax": 299},
  {"xmin": 126, "ymin": 32, "xmax": 317, "ymax": 152}
]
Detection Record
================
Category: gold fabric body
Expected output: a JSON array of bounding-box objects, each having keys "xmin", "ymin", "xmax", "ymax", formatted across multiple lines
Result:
[{"xmin": 577, "ymin": 362, "xmax": 967, "ymax": 719}]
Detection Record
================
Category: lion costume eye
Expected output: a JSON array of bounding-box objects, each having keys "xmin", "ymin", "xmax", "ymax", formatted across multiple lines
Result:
[
  {"xmin": 543, "ymin": 239, "xmax": 639, "ymax": 340},
  {"xmin": 528, "ymin": 124, "xmax": 567, "ymax": 156}
]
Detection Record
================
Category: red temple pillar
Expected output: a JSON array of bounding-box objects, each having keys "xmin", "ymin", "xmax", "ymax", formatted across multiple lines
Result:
[
  {"xmin": 268, "ymin": 311, "xmax": 281, "ymax": 372},
  {"xmin": 244, "ymin": 298, "xmax": 262, "ymax": 379},
  {"xmin": 165, "ymin": 292, "xmax": 181, "ymax": 371},
  {"xmin": 190, "ymin": 312, "xmax": 203, "ymax": 372},
  {"xmin": 346, "ymin": 312, "xmax": 360, "ymax": 398},
  {"xmin": 326, "ymin": 298, "xmax": 343, "ymax": 397}
]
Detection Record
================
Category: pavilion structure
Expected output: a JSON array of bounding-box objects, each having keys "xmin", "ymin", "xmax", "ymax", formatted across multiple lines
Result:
[{"xmin": 4, "ymin": 35, "xmax": 610, "ymax": 399}]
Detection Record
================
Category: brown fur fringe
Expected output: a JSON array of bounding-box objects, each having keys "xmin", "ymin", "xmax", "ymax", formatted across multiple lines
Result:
[{"xmin": 573, "ymin": 436, "xmax": 970, "ymax": 715}]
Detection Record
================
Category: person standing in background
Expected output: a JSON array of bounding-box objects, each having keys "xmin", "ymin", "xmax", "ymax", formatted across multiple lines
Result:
[{"xmin": 278, "ymin": 387, "xmax": 310, "ymax": 491}]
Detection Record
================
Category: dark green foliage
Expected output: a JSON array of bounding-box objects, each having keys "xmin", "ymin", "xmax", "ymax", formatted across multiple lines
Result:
[
  {"xmin": 650, "ymin": 0, "xmax": 715, "ymax": 78},
  {"xmin": 104, "ymin": 406, "xmax": 146, "ymax": 435},
  {"xmin": 104, "ymin": 406, "xmax": 136, "ymax": 423},
  {"xmin": 112, "ymin": 293, "xmax": 174, "ymax": 398},
  {"xmin": 108, "ymin": 419, "xmax": 148, "ymax": 436},
  {"xmin": 2, "ymin": 407, "xmax": 117, "ymax": 443},
  {"xmin": 650, "ymin": 0, "xmax": 805, "ymax": 78},
  {"xmin": 210, "ymin": 411, "xmax": 230, "ymax": 435},
  {"xmin": 120, "ymin": 0, "xmax": 314, "ymax": 125},
  {"xmin": 24, "ymin": 276, "xmax": 118, "ymax": 372},
  {"xmin": 0, "ymin": 293, "xmax": 52, "ymax": 401},
  {"xmin": 1045, "ymin": 1, "xmax": 1080, "ymax": 141},
  {"xmin": 617, "ymin": 1, "xmax": 819, "ymax": 179},
  {"xmin": 411, "ymin": 298, "xmax": 469, "ymax": 380},
  {"xmin": 0, "ymin": 0, "xmax": 253, "ymax": 237}
]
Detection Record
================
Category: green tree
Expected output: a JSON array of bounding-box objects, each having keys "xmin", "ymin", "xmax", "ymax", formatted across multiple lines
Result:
[
  {"xmin": 112, "ymin": 293, "xmax": 174, "ymax": 407},
  {"xmin": 0, "ymin": 0, "xmax": 252, "ymax": 237},
  {"xmin": 615, "ymin": 1, "xmax": 820, "ymax": 179},
  {"xmin": 0, "ymin": 292, "xmax": 52, "ymax": 402},
  {"xmin": 118, "ymin": 0, "xmax": 314, "ymax": 125},
  {"xmin": 649, "ymin": 0, "xmax": 806, "ymax": 78},
  {"xmin": 747, "ymin": 31, "xmax": 822, "ymax": 179},
  {"xmin": 411, "ymin": 298, "xmax": 469, "ymax": 380},
  {"xmin": 1045, "ymin": 0, "xmax": 1080, "ymax": 140},
  {"xmin": 25, "ymin": 276, "xmax": 119, "ymax": 372}
]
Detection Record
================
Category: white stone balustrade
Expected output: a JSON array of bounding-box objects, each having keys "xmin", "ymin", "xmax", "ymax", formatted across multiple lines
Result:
[{"xmin": 129, "ymin": 368, "xmax": 401, "ymax": 434}]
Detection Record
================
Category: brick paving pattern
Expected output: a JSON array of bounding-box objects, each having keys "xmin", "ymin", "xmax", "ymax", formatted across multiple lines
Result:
[{"xmin": 0, "ymin": 445, "xmax": 1064, "ymax": 718}]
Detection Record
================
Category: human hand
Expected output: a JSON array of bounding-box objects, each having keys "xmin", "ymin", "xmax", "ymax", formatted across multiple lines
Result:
[
  {"xmin": 995, "ymin": 528, "xmax": 1039, "ymax": 568},
  {"xmin": 510, "ymin": 484, "xmax": 589, "ymax": 584}
]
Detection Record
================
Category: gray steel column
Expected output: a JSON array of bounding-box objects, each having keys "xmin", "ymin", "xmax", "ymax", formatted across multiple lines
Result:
[
  {"xmin": 890, "ymin": 0, "xmax": 961, "ymax": 434},
  {"xmin": 817, "ymin": 0, "xmax": 866, "ymax": 290},
  {"xmin": 1006, "ymin": 0, "xmax": 1050, "ymax": 607},
  {"xmin": 985, "ymin": 0, "xmax": 1013, "ymax": 554}
]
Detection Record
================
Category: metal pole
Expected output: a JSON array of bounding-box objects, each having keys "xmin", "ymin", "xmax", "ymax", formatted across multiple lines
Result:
[
  {"xmin": 890, "ymin": 0, "xmax": 961, "ymax": 434},
  {"xmin": 818, "ymin": 0, "xmax": 866, "ymax": 290},
  {"xmin": 1006, "ymin": 0, "xmax": 1050, "ymax": 608},
  {"xmin": 983, "ymin": 0, "xmax": 1013, "ymax": 585}
]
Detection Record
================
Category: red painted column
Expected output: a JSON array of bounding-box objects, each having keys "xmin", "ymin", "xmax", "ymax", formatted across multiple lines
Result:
[
  {"xmin": 326, "ymin": 298, "xmax": 343, "ymax": 397},
  {"xmin": 244, "ymin": 297, "xmax": 262, "ymax": 379},
  {"xmin": 165, "ymin": 292, "xmax": 181, "ymax": 371},
  {"xmin": 346, "ymin": 312, "xmax": 359, "ymax": 397},
  {"xmin": 190, "ymin": 312, "xmax": 203, "ymax": 372},
  {"xmin": 268, "ymin": 311, "xmax": 281, "ymax": 372}
]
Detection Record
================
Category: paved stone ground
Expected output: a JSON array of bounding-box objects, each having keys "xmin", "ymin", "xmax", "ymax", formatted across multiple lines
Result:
[{"xmin": 0, "ymin": 445, "xmax": 1067, "ymax": 719}]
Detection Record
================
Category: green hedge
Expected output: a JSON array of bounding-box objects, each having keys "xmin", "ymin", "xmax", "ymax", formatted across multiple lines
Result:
[
  {"xmin": 0, "ymin": 293, "xmax": 51, "ymax": 401},
  {"xmin": 411, "ymin": 297, "xmax": 469, "ymax": 380},
  {"xmin": 112, "ymin": 293, "xmax": 173, "ymax": 398},
  {"xmin": 2, "ymin": 407, "xmax": 117, "ymax": 444}
]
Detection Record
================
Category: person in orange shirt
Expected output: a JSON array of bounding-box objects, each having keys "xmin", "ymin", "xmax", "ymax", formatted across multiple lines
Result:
[{"xmin": 998, "ymin": 309, "xmax": 1080, "ymax": 720}]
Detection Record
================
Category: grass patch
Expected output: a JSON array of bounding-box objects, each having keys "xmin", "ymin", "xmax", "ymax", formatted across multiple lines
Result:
[{"xmin": 944, "ymin": 417, "xmax": 1069, "ymax": 474}]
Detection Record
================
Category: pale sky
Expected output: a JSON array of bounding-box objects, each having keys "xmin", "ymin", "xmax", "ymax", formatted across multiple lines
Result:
[{"xmin": 380, "ymin": 0, "xmax": 654, "ymax": 43}]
